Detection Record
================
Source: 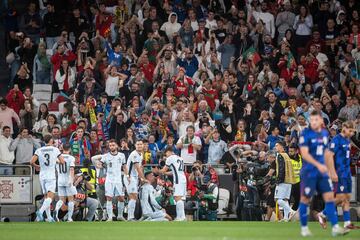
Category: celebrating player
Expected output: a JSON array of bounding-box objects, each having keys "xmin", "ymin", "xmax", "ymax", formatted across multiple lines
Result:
[
  {"xmin": 95, "ymin": 139, "xmax": 129, "ymax": 221},
  {"xmin": 154, "ymin": 146, "xmax": 187, "ymax": 221},
  {"xmin": 30, "ymin": 135, "xmax": 65, "ymax": 222},
  {"xmin": 125, "ymin": 139, "xmax": 146, "ymax": 221},
  {"xmin": 140, "ymin": 171, "xmax": 172, "ymax": 221},
  {"xmin": 298, "ymin": 111, "xmax": 349, "ymax": 237},
  {"xmin": 54, "ymin": 143, "xmax": 76, "ymax": 222},
  {"xmin": 318, "ymin": 121, "xmax": 358, "ymax": 229}
]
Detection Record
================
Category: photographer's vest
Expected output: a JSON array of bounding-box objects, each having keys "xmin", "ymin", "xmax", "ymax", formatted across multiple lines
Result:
[
  {"xmin": 290, "ymin": 156, "xmax": 302, "ymax": 184},
  {"xmin": 207, "ymin": 184, "xmax": 219, "ymax": 211},
  {"xmin": 80, "ymin": 168, "xmax": 97, "ymax": 196},
  {"xmin": 279, "ymin": 153, "xmax": 297, "ymax": 184}
]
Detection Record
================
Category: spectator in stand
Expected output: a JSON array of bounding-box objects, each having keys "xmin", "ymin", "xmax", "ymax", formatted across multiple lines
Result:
[
  {"xmin": 43, "ymin": 1, "xmax": 61, "ymax": 49},
  {"xmin": 0, "ymin": 125, "xmax": 15, "ymax": 175},
  {"xmin": 293, "ymin": 5, "xmax": 313, "ymax": 50},
  {"xmin": 33, "ymin": 42, "xmax": 51, "ymax": 84},
  {"xmin": 0, "ymin": 98, "xmax": 21, "ymax": 135},
  {"xmin": 205, "ymin": 127, "xmax": 228, "ymax": 165},
  {"xmin": 9, "ymin": 127, "xmax": 40, "ymax": 175},
  {"xmin": 19, "ymin": 2, "xmax": 41, "ymax": 44},
  {"xmin": 177, "ymin": 125, "xmax": 202, "ymax": 164}
]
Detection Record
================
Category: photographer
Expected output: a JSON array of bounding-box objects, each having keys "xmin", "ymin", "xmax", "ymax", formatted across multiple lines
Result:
[
  {"xmin": 197, "ymin": 174, "xmax": 219, "ymax": 221},
  {"xmin": 73, "ymin": 169, "xmax": 99, "ymax": 221}
]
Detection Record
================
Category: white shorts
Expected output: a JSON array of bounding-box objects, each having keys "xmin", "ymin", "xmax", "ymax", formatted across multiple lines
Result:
[
  {"xmin": 173, "ymin": 182, "xmax": 186, "ymax": 197},
  {"xmin": 275, "ymin": 183, "xmax": 292, "ymax": 200},
  {"xmin": 40, "ymin": 179, "xmax": 56, "ymax": 194},
  {"xmin": 58, "ymin": 186, "xmax": 77, "ymax": 197},
  {"xmin": 144, "ymin": 210, "xmax": 166, "ymax": 220},
  {"xmin": 124, "ymin": 177, "xmax": 138, "ymax": 194},
  {"xmin": 105, "ymin": 181, "xmax": 124, "ymax": 197}
]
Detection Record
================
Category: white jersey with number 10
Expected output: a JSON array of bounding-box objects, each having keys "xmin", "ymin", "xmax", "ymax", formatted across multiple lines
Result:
[{"xmin": 56, "ymin": 154, "xmax": 75, "ymax": 186}]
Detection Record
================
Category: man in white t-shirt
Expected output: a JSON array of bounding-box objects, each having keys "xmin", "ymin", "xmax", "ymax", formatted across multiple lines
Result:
[{"xmin": 176, "ymin": 125, "xmax": 202, "ymax": 164}]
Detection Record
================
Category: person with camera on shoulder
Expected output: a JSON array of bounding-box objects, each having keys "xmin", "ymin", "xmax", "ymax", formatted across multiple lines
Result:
[{"xmin": 72, "ymin": 168, "xmax": 99, "ymax": 221}]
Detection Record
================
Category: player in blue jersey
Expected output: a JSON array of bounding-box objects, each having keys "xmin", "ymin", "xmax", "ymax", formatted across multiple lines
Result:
[
  {"xmin": 318, "ymin": 121, "xmax": 359, "ymax": 230},
  {"xmin": 298, "ymin": 111, "xmax": 349, "ymax": 237}
]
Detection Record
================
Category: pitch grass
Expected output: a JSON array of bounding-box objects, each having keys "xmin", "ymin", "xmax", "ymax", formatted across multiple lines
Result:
[{"xmin": 0, "ymin": 221, "xmax": 359, "ymax": 240}]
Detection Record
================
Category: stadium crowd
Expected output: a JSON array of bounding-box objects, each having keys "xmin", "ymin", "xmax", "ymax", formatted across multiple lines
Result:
[{"xmin": 1, "ymin": 0, "xmax": 360, "ymax": 222}]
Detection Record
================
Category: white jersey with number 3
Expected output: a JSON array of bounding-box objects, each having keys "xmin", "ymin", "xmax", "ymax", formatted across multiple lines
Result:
[
  {"xmin": 35, "ymin": 146, "xmax": 61, "ymax": 180},
  {"xmin": 165, "ymin": 155, "xmax": 186, "ymax": 184},
  {"xmin": 101, "ymin": 152, "xmax": 126, "ymax": 183},
  {"xmin": 56, "ymin": 154, "xmax": 75, "ymax": 186}
]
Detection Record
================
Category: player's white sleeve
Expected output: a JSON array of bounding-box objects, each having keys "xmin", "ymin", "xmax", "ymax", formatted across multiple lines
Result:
[
  {"xmin": 34, "ymin": 148, "xmax": 40, "ymax": 156},
  {"xmin": 70, "ymin": 157, "xmax": 75, "ymax": 167},
  {"xmin": 54, "ymin": 147, "xmax": 61, "ymax": 158}
]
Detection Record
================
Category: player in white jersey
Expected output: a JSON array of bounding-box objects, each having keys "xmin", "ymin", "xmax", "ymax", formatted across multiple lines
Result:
[
  {"xmin": 125, "ymin": 139, "xmax": 146, "ymax": 221},
  {"xmin": 154, "ymin": 146, "xmax": 187, "ymax": 221},
  {"xmin": 30, "ymin": 135, "xmax": 65, "ymax": 222},
  {"xmin": 95, "ymin": 139, "xmax": 129, "ymax": 221},
  {"xmin": 54, "ymin": 143, "xmax": 76, "ymax": 222},
  {"xmin": 140, "ymin": 171, "xmax": 172, "ymax": 221}
]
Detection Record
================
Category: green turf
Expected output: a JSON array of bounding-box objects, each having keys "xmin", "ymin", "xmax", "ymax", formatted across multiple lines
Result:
[{"xmin": 0, "ymin": 222, "xmax": 359, "ymax": 240}]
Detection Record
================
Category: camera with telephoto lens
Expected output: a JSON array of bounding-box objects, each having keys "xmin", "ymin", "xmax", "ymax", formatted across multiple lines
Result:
[{"xmin": 82, "ymin": 172, "xmax": 91, "ymax": 181}]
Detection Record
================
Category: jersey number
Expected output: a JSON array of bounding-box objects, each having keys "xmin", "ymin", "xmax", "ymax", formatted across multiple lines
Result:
[
  {"xmin": 59, "ymin": 162, "xmax": 67, "ymax": 174},
  {"xmin": 44, "ymin": 153, "xmax": 50, "ymax": 166},
  {"xmin": 316, "ymin": 145, "xmax": 323, "ymax": 156},
  {"xmin": 177, "ymin": 159, "xmax": 184, "ymax": 171}
]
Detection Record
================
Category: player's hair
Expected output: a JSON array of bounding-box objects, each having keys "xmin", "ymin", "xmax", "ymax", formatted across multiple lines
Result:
[
  {"xmin": 164, "ymin": 146, "xmax": 174, "ymax": 154},
  {"xmin": 43, "ymin": 134, "xmax": 53, "ymax": 144},
  {"xmin": 108, "ymin": 139, "xmax": 117, "ymax": 144},
  {"xmin": 63, "ymin": 143, "xmax": 71, "ymax": 151},
  {"xmin": 342, "ymin": 121, "xmax": 354, "ymax": 129},
  {"xmin": 136, "ymin": 139, "xmax": 144, "ymax": 143},
  {"xmin": 310, "ymin": 110, "xmax": 321, "ymax": 117}
]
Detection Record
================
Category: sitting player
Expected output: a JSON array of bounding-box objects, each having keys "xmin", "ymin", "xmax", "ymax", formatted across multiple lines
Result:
[{"xmin": 140, "ymin": 171, "xmax": 172, "ymax": 221}]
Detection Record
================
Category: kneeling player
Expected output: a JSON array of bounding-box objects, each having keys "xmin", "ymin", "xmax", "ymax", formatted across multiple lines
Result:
[
  {"xmin": 154, "ymin": 146, "xmax": 187, "ymax": 221},
  {"xmin": 54, "ymin": 143, "xmax": 76, "ymax": 222},
  {"xmin": 140, "ymin": 171, "xmax": 172, "ymax": 221},
  {"xmin": 96, "ymin": 140, "xmax": 129, "ymax": 221},
  {"xmin": 318, "ymin": 121, "xmax": 359, "ymax": 229}
]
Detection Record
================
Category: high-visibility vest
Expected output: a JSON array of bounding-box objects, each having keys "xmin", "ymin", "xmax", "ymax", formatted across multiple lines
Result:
[
  {"xmin": 80, "ymin": 168, "xmax": 97, "ymax": 195},
  {"xmin": 291, "ymin": 156, "xmax": 302, "ymax": 184}
]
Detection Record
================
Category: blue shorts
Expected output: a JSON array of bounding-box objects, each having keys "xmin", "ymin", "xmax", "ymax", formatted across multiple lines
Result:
[
  {"xmin": 300, "ymin": 173, "xmax": 333, "ymax": 198},
  {"xmin": 334, "ymin": 178, "xmax": 352, "ymax": 194}
]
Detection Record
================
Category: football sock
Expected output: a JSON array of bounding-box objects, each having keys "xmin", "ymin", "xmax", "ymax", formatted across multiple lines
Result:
[
  {"xmin": 128, "ymin": 199, "xmax": 136, "ymax": 220},
  {"xmin": 40, "ymin": 198, "xmax": 52, "ymax": 219},
  {"xmin": 324, "ymin": 202, "xmax": 338, "ymax": 227},
  {"xmin": 277, "ymin": 199, "xmax": 291, "ymax": 219},
  {"xmin": 299, "ymin": 202, "xmax": 308, "ymax": 227},
  {"xmin": 343, "ymin": 211, "xmax": 351, "ymax": 226},
  {"xmin": 55, "ymin": 200, "xmax": 63, "ymax": 218},
  {"xmin": 176, "ymin": 200, "xmax": 185, "ymax": 219},
  {"xmin": 106, "ymin": 201, "xmax": 113, "ymax": 220},
  {"xmin": 117, "ymin": 201, "xmax": 124, "ymax": 218},
  {"xmin": 68, "ymin": 201, "xmax": 74, "ymax": 220}
]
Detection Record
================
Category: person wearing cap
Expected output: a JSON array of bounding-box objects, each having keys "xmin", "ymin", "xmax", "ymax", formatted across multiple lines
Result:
[{"xmin": 140, "ymin": 171, "xmax": 172, "ymax": 221}]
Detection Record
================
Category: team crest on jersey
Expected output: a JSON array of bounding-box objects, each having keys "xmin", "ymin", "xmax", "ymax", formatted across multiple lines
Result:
[
  {"xmin": 311, "ymin": 139, "xmax": 316, "ymax": 143},
  {"xmin": 340, "ymin": 186, "xmax": 344, "ymax": 192},
  {"xmin": 304, "ymin": 187, "xmax": 311, "ymax": 195},
  {"xmin": 330, "ymin": 143, "xmax": 335, "ymax": 148}
]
